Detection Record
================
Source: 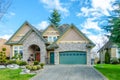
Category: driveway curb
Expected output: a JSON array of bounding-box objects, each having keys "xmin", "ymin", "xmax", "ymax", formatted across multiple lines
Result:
[{"xmin": 92, "ymin": 67, "xmax": 108, "ymax": 80}]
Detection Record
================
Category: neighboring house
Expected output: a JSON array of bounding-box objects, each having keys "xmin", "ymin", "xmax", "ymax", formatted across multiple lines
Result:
[
  {"xmin": 98, "ymin": 41, "xmax": 120, "ymax": 63},
  {"xmin": 6, "ymin": 21, "xmax": 95, "ymax": 65},
  {"xmin": 0, "ymin": 38, "xmax": 10, "ymax": 57}
]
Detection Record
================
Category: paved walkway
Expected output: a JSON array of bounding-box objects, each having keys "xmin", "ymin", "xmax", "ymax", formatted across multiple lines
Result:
[{"xmin": 30, "ymin": 65, "xmax": 107, "ymax": 80}]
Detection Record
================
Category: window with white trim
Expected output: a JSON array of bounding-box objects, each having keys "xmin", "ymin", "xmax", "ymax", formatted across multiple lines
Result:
[
  {"xmin": 13, "ymin": 46, "xmax": 23, "ymax": 58},
  {"xmin": 118, "ymin": 48, "xmax": 120, "ymax": 58},
  {"xmin": 48, "ymin": 36, "xmax": 57, "ymax": 42}
]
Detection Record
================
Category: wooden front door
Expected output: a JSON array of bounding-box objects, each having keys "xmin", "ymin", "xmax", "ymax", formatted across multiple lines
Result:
[{"xmin": 35, "ymin": 52, "xmax": 40, "ymax": 62}]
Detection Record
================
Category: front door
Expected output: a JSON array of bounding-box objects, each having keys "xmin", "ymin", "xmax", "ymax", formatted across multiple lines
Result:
[
  {"xmin": 50, "ymin": 52, "xmax": 54, "ymax": 64},
  {"xmin": 35, "ymin": 52, "xmax": 40, "ymax": 62}
]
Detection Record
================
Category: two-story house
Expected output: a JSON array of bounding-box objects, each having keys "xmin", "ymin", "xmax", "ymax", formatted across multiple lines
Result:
[{"xmin": 6, "ymin": 21, "xmax": 95, "ymax": 65}]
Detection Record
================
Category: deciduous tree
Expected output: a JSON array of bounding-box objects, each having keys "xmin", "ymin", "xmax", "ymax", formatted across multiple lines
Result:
[{"xmin": 0, "ymin": 0, "xmax": 12, "ymax": 20}]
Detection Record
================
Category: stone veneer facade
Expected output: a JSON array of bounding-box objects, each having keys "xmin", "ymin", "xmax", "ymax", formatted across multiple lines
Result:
[
  {"xmin": 54, "ymin": 43, "xmax": 91, "ymax": 65},
  {"xmin": 9, "ymin": 32, "xmax": 91, "ymax": 65},
  {"xmin": 23, "ymin": 32, "xmax": 47, "ymax": 63}
]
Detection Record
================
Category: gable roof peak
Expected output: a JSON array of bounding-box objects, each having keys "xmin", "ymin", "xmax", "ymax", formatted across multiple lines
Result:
[{"xmin": 6, "ymin": 21, "xmax": 47, "ymax": 45}]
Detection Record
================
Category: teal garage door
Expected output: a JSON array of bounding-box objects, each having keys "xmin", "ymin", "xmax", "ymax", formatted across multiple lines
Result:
[{"xmin": 59, "ymin": 51, "xmax": 86, "ymax": 64}]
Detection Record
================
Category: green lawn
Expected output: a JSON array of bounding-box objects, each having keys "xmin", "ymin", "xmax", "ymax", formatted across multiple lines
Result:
[
  {"xmin": 0, "ymin": 68, "xmax": 35, "ymax": 80},
  {"xmin": 94, "ymin": 64, "xmax": 120, "ymax": 80}
]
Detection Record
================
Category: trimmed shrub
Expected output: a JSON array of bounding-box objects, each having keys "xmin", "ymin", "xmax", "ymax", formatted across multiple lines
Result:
[
  {"xmin": 32, "ymin": 66, "xmax": 38, "ymax": 71},
  {"xmin": 111, "ymin": 57, "xmax": 119, "ymax": 64},
  {"xmin": 37, "ymin": 65, "xmax": 41, "ymax": 70},
  {"xmin": 16, "ymin": 60, "xmax": 27, "ymax": 66},
  {"xmin": 40, "ymin": 63, "xmax": 45, "ymax": 69},
  {"xmin": 19, "ymin": 61, "xmax": 27, "ymax": 66},
  {"xmin": 105, "ymin": 50, "xmax": 110, "ymax": 64},
  {"xmin": 2, "ymin": 48, "xmax": 6, "ymax": 51},
  {"xmin": 0, "ymin": 49, "xmax": 7, "ymax": 64},
  {"xmin": 26, "ymin": 65, "xmax": 41, "ymax": 71},
  {"xmin": 20, "ymin": 61, "xmax": 27, "ymax": 66},
  {"xmin": 7, "ymin": 60, "xmax": 16, "ymax": 64},
  {"xmin": 118, "ymin": 58, "xmax": 120, "ymax": 63},
  {"xmin": 26, "ymin": 65, "xmax": 32, "ymax": 70},
  {"xmin": 34, "ymin": 61, "xmax": 39, "ymax": 65}
]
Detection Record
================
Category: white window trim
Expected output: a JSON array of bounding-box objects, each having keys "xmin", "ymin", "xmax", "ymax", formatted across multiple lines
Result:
[
  {"xmin": 13, "ymin": 45, "xmax": 23, "ymax": 56},
  {"xmin": 48, "ymin": 36, "xmax": 57, "ymax": 42},
  {"xmin": 116, "ymin": 48, "xmax": 120, "ymax": 58}
]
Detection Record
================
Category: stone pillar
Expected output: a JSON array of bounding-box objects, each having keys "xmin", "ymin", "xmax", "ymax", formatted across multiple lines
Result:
[
  {"xmin": 54, "ymin": 51, "xmax": 59, "ymax": 64},
  {"xmin": 87, "ymin": 48, "xmax": 91, "ymax": 65},
  {"xmin": 23, "ymin": 47, "xmax": 29, "ymax": 61},
  {"xmin": 40, "ymin": 49, "xmax": 46, "ymax": 64},
  {"xmin": 10, "ymin": 45, "xmax": 13, "ymax": 59}
]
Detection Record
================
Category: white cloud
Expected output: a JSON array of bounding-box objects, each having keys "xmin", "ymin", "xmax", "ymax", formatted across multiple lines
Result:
[
  {"xmin": 92, "ymin": 0, "xmax": 114, "ymax": 16},
  {"xmin": 0, "ymin": 34, "xmax": 12, "ymax": 40},
  {"xmin": 37, "ymin": 21, "xmax": 49, "ymax": 30},
  {"xmin": 9, "ymin": 12, "xmax": 16, "ymax": 16},
  {"xmin": 88, "ymin": 34, "xmax": 108, "ymax": 51},
  {"xmin": 81, "ymin": 18, "xmax": 102, "ymax": 31},
  {"xmin": 77, "ymin": 0, "xmax": 115, "ymax": 18},
  {"xmin": 81, "ymin": 28, "xmax": 92, "ymax": 35},
  {"xmin": 40, "ymin": 0, "xmax": 69, "ymax": 16},
  {"xmin": 4, "ymin": 12, "xmax": 16, "ymax": 19}
]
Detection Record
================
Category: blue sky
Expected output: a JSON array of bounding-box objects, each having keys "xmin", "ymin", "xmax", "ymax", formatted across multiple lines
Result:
[{"xmin": 0, "ymin": 0, "xmax": 116, "ymax": 50}]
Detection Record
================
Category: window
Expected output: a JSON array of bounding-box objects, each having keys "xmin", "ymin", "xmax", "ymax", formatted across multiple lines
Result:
[
  {"xmin": 118, "ymin": 48, "xmax": 120, "ymax": 58},
  {"xmin": 48, "ymin": 36, "xmax": 52, "ymax": 42},
  {"xmin": 13, "ymin": 46, "xmax": 23, "ymax": 58},
  {"xmin": 48, "ymin": 36, "xmax": 57, "ymax": 42},
  {"xmin": 53, "ymin": 36, "xmax": 57, "ymax": 41}
]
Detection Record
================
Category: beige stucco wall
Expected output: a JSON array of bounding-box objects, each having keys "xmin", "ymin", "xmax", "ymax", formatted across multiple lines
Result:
[
  {"xmin": 111, "ymin": 48, "xmax": 116, "ymax": 58},
  {"xmin": 43, "ymin": 26, "xmax": 60, "ymax": 36},
  {"xmin": 100, "ymin": 48, "xmax": 112, "ymax": 63},
  {"xmin": 0, "ymin": 38, "xmax": 10, "ymax": 57},
  {"xmin": 11, "ymin": 24, "xmax": 31, "ymax": 42},
  {"xmin": 58, "ymin": 28, "xmax": 88, "ymax": 43}
]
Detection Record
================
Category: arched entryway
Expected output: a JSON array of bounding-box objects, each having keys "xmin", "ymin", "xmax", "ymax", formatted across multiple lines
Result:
[{"xmin": 28, "ymin": 44, "xmax": 40, "ymax": 62}]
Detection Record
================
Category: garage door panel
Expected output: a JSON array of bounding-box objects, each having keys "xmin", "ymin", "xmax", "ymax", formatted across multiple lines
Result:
[{"xmin": 59, "ymin": 51, "xmax": 86, "ymax": 64}]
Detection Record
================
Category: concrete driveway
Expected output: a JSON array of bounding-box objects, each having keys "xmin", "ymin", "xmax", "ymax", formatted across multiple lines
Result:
[{"xmin": 30, "ymin": 65, "xmax": 107, "ymax": 80}]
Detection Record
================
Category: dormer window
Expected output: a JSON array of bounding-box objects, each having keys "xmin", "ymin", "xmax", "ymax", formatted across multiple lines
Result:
[
  {"xmin": 48, "ymin": 36, "xmax": 58, "ymax": 42},
  {"xmin": 48, "ymin": 36, "xmax": 52, "ymax": 42}
]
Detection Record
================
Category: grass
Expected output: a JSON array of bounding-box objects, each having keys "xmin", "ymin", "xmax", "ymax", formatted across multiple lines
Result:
[
  {"xmin": 94, "ymin": 64, "xmax": 120, "ymax": 80},
  {"xmin": 0, "ymin": 68, "xmax": 35, "ymax": 80}
]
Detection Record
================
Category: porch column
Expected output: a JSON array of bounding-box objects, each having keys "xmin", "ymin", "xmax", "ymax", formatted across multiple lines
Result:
[
  {"xmin": 10, "ymin": 45, "xmax": 13, "ymax": 59},
  {"xmin": 87, "ymin": 48, "xmax": 91, "ymax": 65},
  {"xmin": 40, "ymin": 49, "xmax": 46, "ymax": 64}
]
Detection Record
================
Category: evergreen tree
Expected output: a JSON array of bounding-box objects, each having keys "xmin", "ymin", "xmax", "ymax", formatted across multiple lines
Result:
[
  {"xmin": 105, "ymin": 49, "xmax": 110, "ymax": 64},
  {"xmin": 0, "ymin": 48, "xmax": 7, "ymax": 64},
  {"xmin": 48, "ymin": 9, "xmax": 61, "ymax": 27},
  {"xmin": 104, "ymin": 1, "xmax": 120, "ymax": 46}
]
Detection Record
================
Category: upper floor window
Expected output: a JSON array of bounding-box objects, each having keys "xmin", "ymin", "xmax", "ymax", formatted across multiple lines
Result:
[
  {"xmin": 48, "ymin": 36, "xmax": 57, "ymax": 42},
  {"xmin": 48, "ymin": 36, "xmax": 52, "ymax": 42},
  {"xmin": 53, "ymin": 36, "xmax": 57, "ymax": 41}
]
